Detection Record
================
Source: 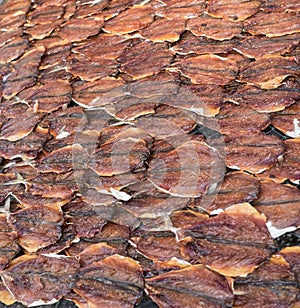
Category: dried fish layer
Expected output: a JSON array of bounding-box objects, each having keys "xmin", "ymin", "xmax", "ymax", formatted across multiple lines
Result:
[
  {"xmin": 178, "ymin": 203, "xmax": 274, "ymax": 277},
  {"xmin": 271, "ymin": 103, "xmax": 300, "ymax": 138},
  {"xmin": 0, "ymin": 0, "xmax": 300, "ymax": 307},
  {"xmin": 253, "ymin": 180, "xmax": 300, "ymax": 237}
]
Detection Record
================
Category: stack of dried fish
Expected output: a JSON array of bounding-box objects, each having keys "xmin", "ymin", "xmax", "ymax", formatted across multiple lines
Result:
[{"xmin": 0, "ymin": 0, "xmax": 299, "ymax": 307}]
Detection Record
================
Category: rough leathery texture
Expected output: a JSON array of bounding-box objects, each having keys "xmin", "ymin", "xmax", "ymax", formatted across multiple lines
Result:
[{"xmin": 0, "ymin": 0, "xmax": 300, "ymax": 307}]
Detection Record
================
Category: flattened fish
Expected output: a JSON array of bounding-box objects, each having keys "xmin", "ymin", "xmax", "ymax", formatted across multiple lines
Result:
[
  {"xmin": 119, "ymin": 41, "xmax": 173, "ymax": 80},
  {"xmin": 167, "ymin": 83, "xmax": 225, "ymax": 116},
  {"xmin": 72, "ymin": 77, "xmax": 125, "ymax": 108},
  {"xmin": 0, "ymin": 254, "xmax": 79, "ymax": 306},
  {"xmin": 120, "ymin": 188, "xmax": 189, "ymax": 219},
  {"xmin": 280, "ymin": 246, "xmax": 300, "ymax": 283},
  {"xmin": 234, "ymin": 33, "xmax": 300, "ymax": 59},
  {"xmin": 0, "ymin": 214, "xmax": 19, "ymax": 270},
  {"xmin": 156, "ymin": 0, "xmax": 205, "ymax": 19},
  {"xmin": 66, "ymin": 222, "xmax": 129, "ymax": 257},
  {"xmin": 271, "ymin": 103, "xmax": 300, "ymax": 138},
  {"xmin": 72, "ymin": 34, "xmax": 131, "ymax": 61},
  {"xmin": 37, "ymin": 36, "xmax": 71, "ymax": 70},
  {"xmin": 149, "ymin": 140, "xmax": 225, "ymax": 197},
  {"xmin": 178, "ymin": 37, "xmax": 236, "ymax": 60},
  {"xmin": 89, "ymin": 126, "xmax": 152, "ymax": 176},
  {"xmin": 25, "ymin": 4, "xmax": 64, "ymax": 39},
  {"xmin": 77, "ymin": 243, "xmax": 118, "ymax": 267},
  {"xmin": 253, "ymin": 180, "xmax": 300, "ymax": 238},
  {"xmin": 234, "ymin": 254, "xmax": 299, "ymax": 307},
  {"xmin": 66, "ymin": 53, "xmax": 118, "ymax": 82},
  {"xmin": 215, "ymin": 103, "xmax": 270, "ymax": 135},
  {"xmin": 27, "ymin": 172, "xmax": 77, "ymax": 201},
  {"xmin": 186, "ymin": 15, "xmax": 242, "ymax": 40},
  {"xmin": 130, "ymin": 230, "xmax": 182, "ymax": 262},
  {"xmin": 134, "ymin": 104, "xmax": 196, "ymax": 138},
  {"xmin": 8, "ymin": 205, "xmax": 63, "ymax": 252},
  {"xmin": 179, "ymin": 203, "xmax": 274, "ymax": 276},
  {"xmin": 2, "ymin": 46, "xmax": 45, "ymax": 99},
  {"xmin": 207, "ymin": 0, "xmax": 261, "ymax": 21},
  {"xmin": 38, "ymin": 144, "xmax": 86, "ymax": 174},
  {"xmin": 146, "ymin": 264, "xmax": 233, "ymax": 307},
  {"xmin": 58, "ymin": 15, "xmax": 104, "ymax": 43},
  {"xmin": 238, "ymin": 56, "xmax": 299, "ymax": 89},
  {"xmin": 43, "ymin": 106, "xmax": 85, "ymax": 138},
  {"xmin": 261, "ymin": 139, "xmax": 300, "ymax": 183},
  {"xmin": 103, "ymin": 5, "xmax": 154, "ymax": 34},
  {"xmin": 230, "ymin": 82, "xmax": 300, "ymax": 112},
  {"xmin": 0, "ymin": 105, "xmax": 43, "ymax": 142},
  {"xmin": 224, "ymin": 133, "xmax": 284, "ymax": 174},
  {"xmin": 18, "ymin": 80, "xmax": 72, "ymax": 112},
  {"xmin": 140, "ymin": 17, "xmax": 185, "ymax": 42},
  {"xmin": 63, "ymin": 198, "xmax": 107, "ymax": 238},
  {"xmin": 174, "ymin": 54, "xmax": 238, "ymax": 85},
  {"xmin": 0, "ymin": 36, "xmax": 29, "ymax": 64},
  {"xmin": 74, "ymin": 255, "xmax": 144, "ymax": 308},
  {"xmin": 191, "ymin": 171, "xmax": 260, "ymax": 213},
  {"xmin": 244, "ymin": 11, "xmax": 300, "ymax": 37}
]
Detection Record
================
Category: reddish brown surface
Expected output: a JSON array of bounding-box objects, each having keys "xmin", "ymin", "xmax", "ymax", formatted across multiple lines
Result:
[{"xmin": 0, "ymin": 0, "xmax": 300, "ymax": 307}]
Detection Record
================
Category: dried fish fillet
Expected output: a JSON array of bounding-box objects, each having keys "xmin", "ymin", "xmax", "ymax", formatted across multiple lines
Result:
[
  {"xmin": 66, "ymin": 53, "xmax": 118, "ymax": 82},
  {"xmin": 175, "ymin": 54, "xmax": 238, "ymax": 85},
  {"xmin": 271, "ymin": 103, "xmax": 300, "ymax": 138},
  {"xmin": 149, "ymin": 140, "xmax": 225, "ymax": 197},
  {"xmin": 156, "ymin": 0, "xmax": 205, "ymax": 19},
  {"xmin": 146, "ymin": 264, "xmax": 234, "ymax": 307},
  {"xmin": 215, "ymin": 103, "xmax": 270, "ymax": 135},
  {"xmin": 58, "ymin": 15, "xmax": 104, "ymax": 43},
  {"xmin": 234, "ymin": 254, "xmax": 299, "ymax": 307},
  {"xmin": 74, "ymin": 255, "xmax": 144, "ymax": 308},
  {"xmin": 2, "ymin": 46, "xmax": 45, "ymax": 99},
  {"xmin": 18, "ymin": 80, "xmax": 72, "ymax": 113},
  {"xmin": 72, "ymin": 77, "xmax": 125, "ymax": 108},
  {"xmin": 119, "ymin": 41, "xmax": 173, "ymax": 80},
  {"xmin": 8, "ymin": 205, "xmax": 63, "ymax": 252},
  {"xmin": 179, "ymin": 203, "xmax": 274, "ymax": 277},
  {"xmin": 172, "ymin": 31, "xmax": 236, "ymax": 55},
  {"xmin": 63, "ymin": 198, "xmax": 107, "ymax": 238},
  {"xmin": 230, "ymin": 83, "xmax": 300, "ymax": 112},
  {"xmin": 0, "ymin": 254, "xmax": 79, "ymax": 306},
  {"xmin": 224, "ymin": 133, "xmax": 284, "ymax": 174},
  {"xmin": 253, "ymin": 180, "xmax": 300, "ymax": 238},
  {"xmin": 261, "ymin": 139, "xmax": 300, "ymax": 183},
  {"xmin": 207, "ymin": 0, "xmax": 261, "ymax": 21},
  {"xmin": 89, "ymin": 126, "xmax": 152, "ymax": 176},
  {"xmin": 0, "ymin": 214, "xmax": 19, "ymax": 270},
  {"xmin": 186, "ymin": 15, "xmax": 242, "ymax": 40},
  {"xmin": 234, "ymin": 33, "xmax": 300, "ymax": 59},
  {"xmin": 244, "ymin": 11, "xmax": 300, "ymax": 37},
  {"xmin": 238, "ymin": 56, "xmax": 299, "ymax": 89},
  {"xmin": 103, "ymin": 5, "xmax": 154, "ymax": 35},
  {"xmin": 135, "ymin": 104, "xmax": 196, "ymax": 138},
  {"xmin": 38, "ymin": 144, "xmax": 86, "ymax": 174},
  {"xmin": 77, "ymin": 243, "xmax": 118, "ymax": 267},
  {"xmin": 72, "ymin": 34, "xmax": 131, "ymax": 61},
  {"xmin": 140, "ymin": 17, "xmax": 185, "ymax": 42},
  {"xmin": 191, "ymin": 171, "xmax": 260, "ymax": 213},
  {"xmin": 0, "ymin": 36, "xmax": 29, "ymax": 64},
  {"xmin": 131, "ymin": 231, "xmax": 182, "ymax": 262}
]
